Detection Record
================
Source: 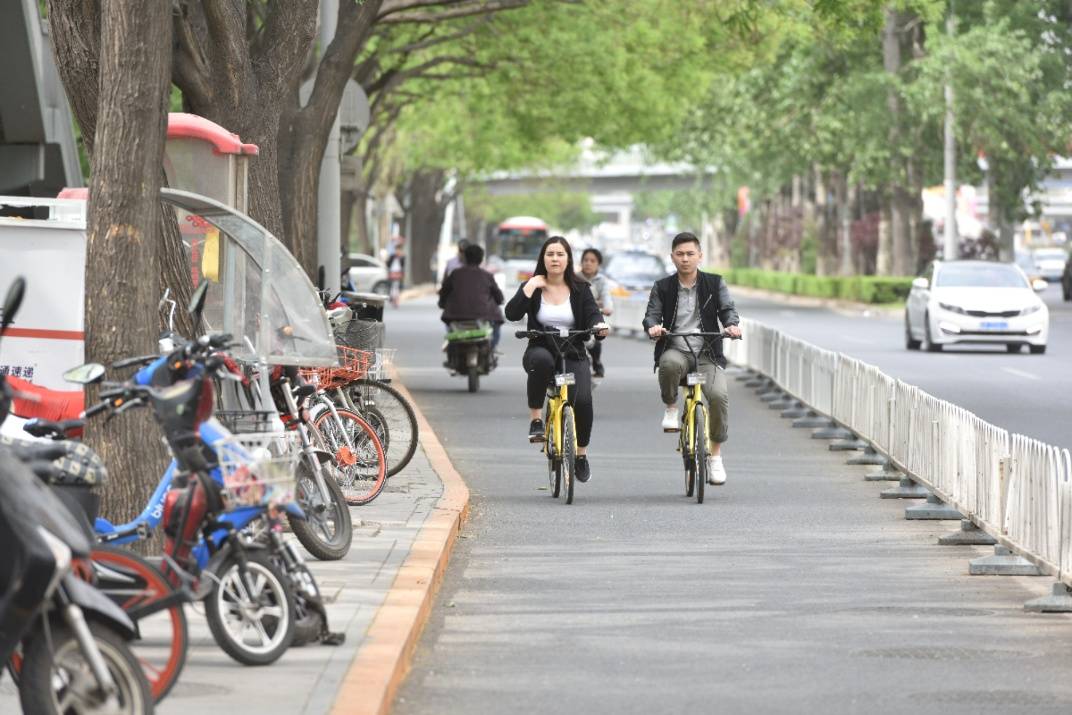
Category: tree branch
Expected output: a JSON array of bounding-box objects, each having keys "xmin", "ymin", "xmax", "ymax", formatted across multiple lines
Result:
[
  {"xmin": 378, "ymin": 0, "xmax": 469, "ymax": 19},
  {"xmin": 171, "ymin": 6, "xmax": 213, "ymax": 109},
  {"xmin": 379, "ymin": 0, "xmax": 529, "ymax": 25}
]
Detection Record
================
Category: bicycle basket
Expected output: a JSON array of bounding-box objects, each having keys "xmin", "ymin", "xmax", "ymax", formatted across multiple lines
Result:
[
  {"xmin": 334, "ymin": 318, "xmax": 384, "ymax": 351},
  {"xmin": 368, "ymin": 348, "xmax": 396, "ymax": 380},
  {"xmin": 299, "ymin": 345, "xmax": 373, "ymax": 390},
  {"xmin": 214, "ymin": 410, "xmax": 280, "ymax": 435},
  {"xmin": 212, "ymin": 432, "xmax": 299, "ymax": 509}
]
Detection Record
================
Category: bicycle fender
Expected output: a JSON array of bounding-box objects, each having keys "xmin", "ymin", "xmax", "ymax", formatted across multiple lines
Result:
[
  {"xmin": 311, "ymin": 449, "xmax": 333, "ymax": 465},
  {"xmin": 61, "ymin": 574, "xmax": 139, "ymax": 641}
]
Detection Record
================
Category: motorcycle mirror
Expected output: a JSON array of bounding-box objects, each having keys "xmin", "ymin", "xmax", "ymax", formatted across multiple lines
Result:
[
  {"xmin": 187, "ymin": 280, "xmax": 209, "ymax": 319},
  {"xmin": 1, "ymin": 276, "xmax": 26, "ymax": 333},
  {"xmin": 63, "ymin": 362, "xmax": 106, "ymax": 385}
]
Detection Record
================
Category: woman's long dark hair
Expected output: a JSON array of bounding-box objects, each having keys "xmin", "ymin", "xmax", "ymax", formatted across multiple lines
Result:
[{"xmin": 533, "ymin": 235, "xmax": 582, "ymax": 288}]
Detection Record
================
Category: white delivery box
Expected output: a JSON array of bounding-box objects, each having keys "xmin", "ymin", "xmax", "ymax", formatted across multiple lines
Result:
[{"xmin": 0, "ymin": 197, "xmax": 87, "ymax": 390}]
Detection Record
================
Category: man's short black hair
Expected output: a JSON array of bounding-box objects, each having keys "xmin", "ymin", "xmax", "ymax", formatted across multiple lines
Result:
[
  {"xmin": 671, "ymin": 232, "xmax": 701, "ymax": 250},
  {"xmin": 463, "ymin": 243, "xmax": 485, "ymax": 265},
  {"xmin": 581, "ymin": 248, "xmax": 603, "ymax": 264}
]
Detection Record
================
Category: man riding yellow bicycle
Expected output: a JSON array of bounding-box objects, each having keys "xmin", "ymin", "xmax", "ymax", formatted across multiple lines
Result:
[{"xmin": 643, "ymin": 232, "xmax": 742, "ymax": 487}]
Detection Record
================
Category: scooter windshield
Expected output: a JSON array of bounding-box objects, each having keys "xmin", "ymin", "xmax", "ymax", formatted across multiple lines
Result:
[{"xmin": 160, "ymin": 189, "xmax": 337, "ymax": 367}]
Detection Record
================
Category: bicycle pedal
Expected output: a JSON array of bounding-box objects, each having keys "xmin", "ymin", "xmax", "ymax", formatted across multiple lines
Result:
[{"xmin": 663, "ymin": 427, "xmax": 681, "ymax": 433}]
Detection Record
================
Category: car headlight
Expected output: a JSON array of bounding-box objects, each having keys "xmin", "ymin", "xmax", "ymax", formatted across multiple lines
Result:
[
  {"xmin": 1021, "ymin": 303, "xmax": 1042, "ymax": 316},
  {"xmin": 938, "ymin": 302, "xmax": 967, "ymax": 315}
]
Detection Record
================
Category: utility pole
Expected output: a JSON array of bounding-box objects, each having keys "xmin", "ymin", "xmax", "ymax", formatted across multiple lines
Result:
[
  {"xmin": 316, "ymin": 0, "xmax": 342, "ymax": 293},
  {"xmin": 942, "ymin": 3, "xmax": 958, "ymax": 261}
]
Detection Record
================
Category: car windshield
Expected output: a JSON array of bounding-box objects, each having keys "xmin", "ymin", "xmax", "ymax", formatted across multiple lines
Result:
[
  {"xmin": 605, "ymin": 253, "xmax": 665, "ymax": 283},
  {"xmin": 935, "ymin": 264, "xmax": 1028, "ymax": 289}
]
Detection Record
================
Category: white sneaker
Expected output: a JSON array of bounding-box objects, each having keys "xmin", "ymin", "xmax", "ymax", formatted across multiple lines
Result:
[
  {"xmin": 706, "ymin": 455, "xmax": 727, "ymax": 485},
  {"xmin": 661, "ymin": 407, "xmax": 680, "ymax": 432}
]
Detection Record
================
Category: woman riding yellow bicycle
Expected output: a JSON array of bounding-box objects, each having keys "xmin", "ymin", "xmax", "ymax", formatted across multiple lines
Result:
[{"xmin": 505, "ymin": 236, "xmax": 608, "ymax": 484}]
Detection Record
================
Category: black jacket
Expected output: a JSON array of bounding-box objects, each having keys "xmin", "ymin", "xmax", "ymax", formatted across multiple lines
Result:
[
  {"xmin": 438, "ymin": 265, "xmax": 504, "ymax": 323},
  {"xmin": 505, "ymin": 280, "xmax": 604, "ymax": 359},
  {"xmin": 642, "ymin": 271, "xmax": 740, "ymax": 369}
]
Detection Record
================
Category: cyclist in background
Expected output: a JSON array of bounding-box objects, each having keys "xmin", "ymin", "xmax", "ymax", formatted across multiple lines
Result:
[
  {"xmin": 505, "ymin": 236, "xmax": 608, "ymax": 483},
  {"xmin": 643, "ymin": 232, "xmax": 741, "ymax": 485},
  {"xmin": 579, "ymin": 248, "xmax": 613, "ymax": 378}
]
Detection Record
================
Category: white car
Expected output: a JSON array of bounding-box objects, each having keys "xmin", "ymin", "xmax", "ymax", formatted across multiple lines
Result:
[
  {"xmin": 1032, "ymin": 247, "xmax": 1068, "ymax": 282},
  {"xmin": 905, "ymin": 260, "xmax": 1049, "ymax": 354},
  {"xmin": 345, "ymin": 253, "xmax": 390, "ymax": 295}
]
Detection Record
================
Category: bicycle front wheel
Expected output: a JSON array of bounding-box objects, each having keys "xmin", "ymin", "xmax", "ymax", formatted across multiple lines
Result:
[
  {"xmin": 561, "ymin": 406, "xmax": 576, "ymax": 505},
  {"xmin": 312, "ymin": 407, "xmax": 387, "ymax": 506},
  {"xmin": 90, "ymin": 546, "xmax": 189, "ymax": 703},
  {"xmin": 346, "ymin": 378, "xmax": 418, "ymax": 477},
  {"xmin": 694, "ymin": 407, "xmax": 708, "ymax": 504}
]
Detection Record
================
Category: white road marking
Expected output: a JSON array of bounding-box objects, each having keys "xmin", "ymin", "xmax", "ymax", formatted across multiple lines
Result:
[{"xmin": 1001, "ymin": 367, "xmax": 1041, "ymax": 381}]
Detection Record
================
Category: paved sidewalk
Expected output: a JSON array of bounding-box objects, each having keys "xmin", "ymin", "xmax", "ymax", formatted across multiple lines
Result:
[{"xmin": 0, "ymin": 445, "xmax": 443, "ymax": 714}]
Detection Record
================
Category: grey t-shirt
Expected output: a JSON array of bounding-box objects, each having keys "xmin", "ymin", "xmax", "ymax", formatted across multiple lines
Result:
[{"xmin": 670, "ymin": 281, "xmax": 703, "ymax": 354}]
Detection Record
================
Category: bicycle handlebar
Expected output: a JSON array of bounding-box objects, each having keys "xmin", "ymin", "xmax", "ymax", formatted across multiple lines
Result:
[
  {"xmin": 661, "ymin": 330, "xmax": 741, "ymax": 340},
  {"xmin": 514, "ymin": 327, "xmax": 598, "ymax": 340}
]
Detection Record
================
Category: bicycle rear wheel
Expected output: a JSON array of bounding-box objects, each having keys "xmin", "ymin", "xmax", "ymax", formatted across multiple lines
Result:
[
  {"xmin": 346, "ymin": 378, "xmax": 418, "ymax": 477},
  {"xmin": 694, "ymin": 407, "xmax": 708, "ymax": 504},
  {"xmin": 90, "ymin": 546, "xmax": 188, "ymax": 703},
  {"xmin": 311, "ymin": 407, "xmax": 387, "ymax": 505},
  {"xmin": 561, "ymin": 406, "xmax": 576, "ymax": 505}
]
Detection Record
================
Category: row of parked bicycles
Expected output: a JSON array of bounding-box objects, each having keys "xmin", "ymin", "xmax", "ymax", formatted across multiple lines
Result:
[{"xmin": 0, "ymin": 276, "xmax": 418, "ymax": 713}]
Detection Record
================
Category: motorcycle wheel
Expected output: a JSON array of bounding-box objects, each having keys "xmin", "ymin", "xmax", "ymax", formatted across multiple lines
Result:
[
  {"xmin": 20, "ymin": 619, "xmax": 153, "ymax": 715},
  {"xmin": 467, "ymin": 366, "xmax": 480, "ymax": 393}
]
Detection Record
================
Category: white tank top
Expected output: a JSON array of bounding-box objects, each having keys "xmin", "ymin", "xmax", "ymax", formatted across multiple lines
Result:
[{"xmin": 536, "ymin": 297, "xmax": 575, "ymax": 330}]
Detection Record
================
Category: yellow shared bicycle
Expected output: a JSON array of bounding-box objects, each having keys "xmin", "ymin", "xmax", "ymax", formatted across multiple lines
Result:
[
  {"xmin": 515, "ymin": 327, "xmax": 597, "ymax": 505},
  {"xmin": 663, "ymin": 330, "xmax": 739, "ymax": 504}
]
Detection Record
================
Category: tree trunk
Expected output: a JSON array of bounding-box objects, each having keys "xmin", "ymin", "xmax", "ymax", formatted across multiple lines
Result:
[
  {"xmin": 406, "ymin": 169, "xmax": 447, "ymax": 285},
  {"xmin": 839, "ymin": 181, "xmax": 856, "ymax": 276},
  {"xmin": 815, "ymin": 169, "xmax": 837, "ymax": 276},
  {"xmin": 882, "ymin": 6, "xmax": 914, "ymax": 275},
  {"xmin": 84, "ymin": 0, "xmax": 172, "ymax": 521}
]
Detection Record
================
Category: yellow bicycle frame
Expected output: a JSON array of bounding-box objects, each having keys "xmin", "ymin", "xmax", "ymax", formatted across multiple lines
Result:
[
  {"xmin": 545, "ymin": 380, "xmax": 574, "ymax": 458},
  {"xmin": 680, "ymin": 379, "xmax": 708, "ymax": 458}
]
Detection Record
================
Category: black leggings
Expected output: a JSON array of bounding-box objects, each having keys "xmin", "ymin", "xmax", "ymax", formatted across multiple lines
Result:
[{"xmin": 522, "ymin": 347, "xmax": 594, "ymax": 447}]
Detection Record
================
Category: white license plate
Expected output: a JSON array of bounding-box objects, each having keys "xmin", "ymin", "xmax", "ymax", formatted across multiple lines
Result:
[
  {"xmin": 980, "ymin": 321, "xmax": 1008, "ymax": 330},
  {"xmin": 554, "ymin": 373, "xmax": 576, "ymax": 386},
  {"xmin": 686, "ymin": 372, "xmax": 706, "ymax": 386}
]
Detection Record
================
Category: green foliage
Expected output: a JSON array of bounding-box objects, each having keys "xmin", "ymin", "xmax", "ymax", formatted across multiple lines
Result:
[
  {"xmin": 464, "ymin": 186, "xmax": 601, "ymax": 233},
  {"xmin": 720, "ymin": 267, "xmax": 912, "ymax": 303}
]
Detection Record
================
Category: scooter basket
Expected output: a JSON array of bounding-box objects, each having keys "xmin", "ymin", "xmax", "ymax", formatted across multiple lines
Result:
[{"xmin": 212, "ymin": 432, "xmax": 299, "ymax": 508}]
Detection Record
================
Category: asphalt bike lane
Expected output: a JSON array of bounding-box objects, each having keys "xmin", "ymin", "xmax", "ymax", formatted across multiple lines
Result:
[{"xmin": 391, "ymin": 297, "xmax": 1072, "ymax": 715}]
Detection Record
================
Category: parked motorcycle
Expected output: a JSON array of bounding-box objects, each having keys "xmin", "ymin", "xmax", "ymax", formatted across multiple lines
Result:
[
  {"xmin": 0, "ymin": 276, "xmax": 153, "ymax": 714},
  {"xmin": 444, "ymin": 320, "xmax": 496, "ymax": 393}
]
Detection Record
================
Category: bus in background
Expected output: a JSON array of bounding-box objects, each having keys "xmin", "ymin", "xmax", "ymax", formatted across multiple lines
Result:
[{"xmin": 487, "ymin": 216, "xmax": 548, "ymax": 292}]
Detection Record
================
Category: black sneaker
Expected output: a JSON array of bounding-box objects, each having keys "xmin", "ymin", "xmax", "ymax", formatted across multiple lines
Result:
[
  {"xmin": 592, "ymin": 362, "xmax": 605, "ymax": 378},
  {"xmin": 528, "ymin": 419, "xmax": 545, "ymax": 443},
  {"xmin": 575, "ymin": 455, "xmax": 591, "ymax": 483}
]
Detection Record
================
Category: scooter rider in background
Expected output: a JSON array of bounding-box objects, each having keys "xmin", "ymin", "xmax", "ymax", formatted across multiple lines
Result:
[
  {"xmin": 579, "ymin": 248, "xmax": 613, "ymax": 378},
  {"xmin": 438, "ymin": 243, "xmax": 505, "ymax": 352}
]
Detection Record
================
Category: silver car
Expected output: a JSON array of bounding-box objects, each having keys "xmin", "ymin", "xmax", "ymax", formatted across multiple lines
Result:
[
  {"xmin": 905, "ymin": 260, "xmax": 1049, "ymax": 354},
  {"xmin": 345, "ymin": 253, "xmax": 390, "ymax": 295}
]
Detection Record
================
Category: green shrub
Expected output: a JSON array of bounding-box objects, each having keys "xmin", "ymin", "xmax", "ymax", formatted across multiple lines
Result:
[{"xmin": 710, "ymin": 267, "xmax": 912, "ymax": 304}]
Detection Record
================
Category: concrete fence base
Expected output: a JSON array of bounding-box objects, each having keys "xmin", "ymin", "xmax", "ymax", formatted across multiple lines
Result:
[
  {"xmin": 847, "ymin": 448, "xmax": 888, "ymax": 466},
  {"xmin": 969, "ymin": 546, "xmax": 1044, "ymax": 576},
  {"xmin": 937, "ymin": 520, "xmax": 997, "ymax": 546},
  {"xmin": 905, "ymin": 494, "xmax": 964, "ymax": 520},
  {"xmin": 880, "ymin": 477, "xmax": 929, "ymax": 499},
  {"xmin": 1024, "ymin": 583, "xmax": 1072, "ymax": 613}
]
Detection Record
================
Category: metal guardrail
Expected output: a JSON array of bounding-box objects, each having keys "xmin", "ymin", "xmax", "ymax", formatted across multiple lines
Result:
[{"xmin": 723, "ymin": 318, "xmax": 1072, "ymax": 586}]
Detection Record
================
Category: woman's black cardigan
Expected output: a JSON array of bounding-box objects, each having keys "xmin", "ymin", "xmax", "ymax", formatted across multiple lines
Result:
[{"xmin": 504, "ymin": 279, "xmax": 605, "ymax": 360}]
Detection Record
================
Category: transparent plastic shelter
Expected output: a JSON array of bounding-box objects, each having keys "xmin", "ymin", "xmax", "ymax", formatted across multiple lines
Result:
[{"xmin": 161, "ymin": 188, "xmax": 336, "ymax": 367}]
